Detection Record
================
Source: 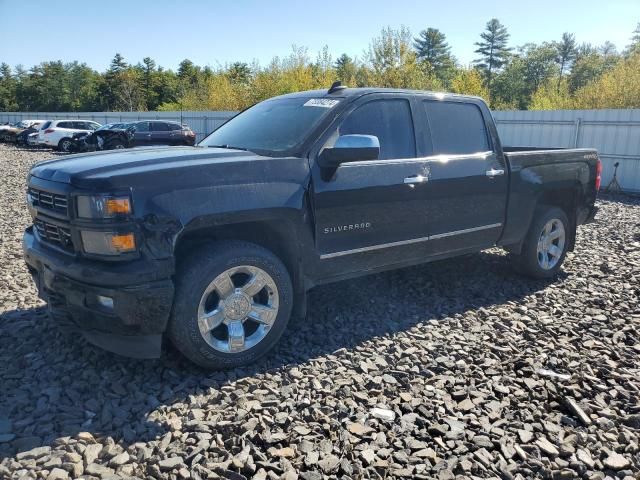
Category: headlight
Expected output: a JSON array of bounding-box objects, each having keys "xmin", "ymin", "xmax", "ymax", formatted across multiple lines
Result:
[
  {"xmin": 81, "ymin": 231, "xmax": 136, "ymax": 255},
  {"xmin": 77, "ymin": 195, "xmax": 132, "ymax": 219}
]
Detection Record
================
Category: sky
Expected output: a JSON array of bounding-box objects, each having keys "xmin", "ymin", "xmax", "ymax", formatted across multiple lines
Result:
[{"xmin": 0, "ymin": 0, "xmax": 639, "ymax": 72}]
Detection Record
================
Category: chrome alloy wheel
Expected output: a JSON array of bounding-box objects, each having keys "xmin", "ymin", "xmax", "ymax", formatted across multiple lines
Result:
[
  {"xmin": 536, "ymin": 218, "xmax": 566, "ymax": 270},
  {"xmin": 197, "ymin": 265, "xmax": 279, "ymax": 353}
]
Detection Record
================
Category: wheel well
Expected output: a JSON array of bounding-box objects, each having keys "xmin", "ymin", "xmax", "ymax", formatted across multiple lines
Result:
[
  {"xmin": 537, "ymin": 187, "xmax": 578, "ymax": 251},
  {"xmin": 174, "ymin": 221, "xmax": 303, "ymax": 294}
]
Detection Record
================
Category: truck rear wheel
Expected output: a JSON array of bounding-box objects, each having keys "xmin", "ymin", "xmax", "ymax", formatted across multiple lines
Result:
[
  {"xmin": 168, "ymin": 241, "xmax": 293, "ymax": 369},
  {"xmin": 512, "ymin": 206, "xmax": 570, "ymax": 278}
]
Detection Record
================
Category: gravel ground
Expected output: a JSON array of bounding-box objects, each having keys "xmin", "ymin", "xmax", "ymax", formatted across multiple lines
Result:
[{"xmin": 0, "ymin": 143, "xmax": 639, "ymax": 480}]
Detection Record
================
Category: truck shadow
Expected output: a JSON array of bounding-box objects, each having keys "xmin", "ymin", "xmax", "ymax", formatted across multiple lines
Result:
[{"xmin": 0, "ymin": 250, "xmax": 563, "ymax": 460}]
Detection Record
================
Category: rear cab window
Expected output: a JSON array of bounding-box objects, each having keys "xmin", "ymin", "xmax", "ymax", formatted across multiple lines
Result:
[{"xmin": 423, "ymin": 101, "xmax": 490, "ymax": 155}]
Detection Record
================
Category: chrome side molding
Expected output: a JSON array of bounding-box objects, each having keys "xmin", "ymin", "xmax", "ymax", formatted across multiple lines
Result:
[{"xmin": 320, "ymin": 223, "xmax": 502, "ymax": 259}]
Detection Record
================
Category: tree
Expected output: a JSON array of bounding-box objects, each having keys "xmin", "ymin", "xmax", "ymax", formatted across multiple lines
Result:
[
  {"xmin": 413, "ymin": 28, "xmax": 455, "ymax": 85},
  {"xmin": 102, "ymin": 53, "xmax": 129, "ymax": 110},
  {"xmin": 568, "ymin": 43, "xmax": 620, "ymax": 92},
  {"xmin": 177, "ymin": 59, "xmax": 200, "ymax": 85},
  {"xmin": 227, "ymin": 62, "xmax": 252, "ymax": 84},
  {"xmin": 555, "ymin": 33, "xmax": 577, "ymax": 85},
  {"xmin": 109, "ymin": 53, "xmax": 127, "ymax": 73},
  {"xmin": 66, "ymin": 62, "xmax": 101, "ymax": 111},
  {"xmin": 0, "ymin": 63, "xmax": 18, "ymax": 111},
  {"xmin": 366, "ymin": 26, "xmax": 440, "ymax": 89},
  {"xmin": 572, "ymin": 51, "xmax": 640, "ymax": 108},
  {"xmin": 474, "ymin": 18, "xmax": 512, "ymax": 99},
  {"xmin": 449, "ymin": 68, "xmax": 489, "ymax": 99},
  {"xmin": 141, "ymin": 57, "xmax": 157, "ymax": 110},
  {"xmin": 334, "ymin": 54, "xmax": 357, "ymax": 84},
  {"xmin": 626, "ymin": 22, "xmax": 640, "ymax": 56}
]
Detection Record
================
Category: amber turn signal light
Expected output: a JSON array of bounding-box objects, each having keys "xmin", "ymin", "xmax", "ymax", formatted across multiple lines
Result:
[
  {"xmin": 110, "ymin": 233, "xmax": 136, "ymax": 252},
  {"xmin": 105, "ymin": 198, "xmax": 132, "ymax": 216}
]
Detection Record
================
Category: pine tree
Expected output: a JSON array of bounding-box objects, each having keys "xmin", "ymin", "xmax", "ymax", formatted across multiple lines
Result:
[
  {"xmin": 474, "ymin": 18, "xmax": 512, "ymax": 99},
  {"xmin": 227, "ymin": 62, "xmax": 252, "ymax": 84},
  {"xmin": 108, "ymin": 53, "xmax": 128, "ymax": 73},
  {"xmin": 413, "ymin": 28, "xmax": 454, "ymax": 81},
  {"xmin": 627, "ymin": 22, "xmax": 640, "ymax": 55},
  {"xmin": 555, "ymin": 33, "xmax": 577, "ymax": 82},
  {"xmin": 142, "ymin": 57, "xmax": 157, "ymax": 109},
  {"xmin": 334, "ymin": 54, "xmax": 356, "ymax": 83}
]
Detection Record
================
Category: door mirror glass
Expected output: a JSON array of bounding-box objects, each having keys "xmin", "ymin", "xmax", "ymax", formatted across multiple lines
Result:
[{"xmin": 318, "ymin": 134, "xmax": 380, "ymax": 168}]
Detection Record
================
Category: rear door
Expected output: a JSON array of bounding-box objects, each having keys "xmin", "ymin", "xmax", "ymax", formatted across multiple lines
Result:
[
  {"xmin": 420, "ymin": 99, "xmax": 507, "ymax": 253},
  {"xmin": 165, "ymin": 122, "xmax": 184, "ymax": 145},
  {"xmin": 311, "ymin": 94, "xmax": 433, "ymax": 276}
]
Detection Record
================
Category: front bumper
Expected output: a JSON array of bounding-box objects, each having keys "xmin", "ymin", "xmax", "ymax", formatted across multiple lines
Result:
[{"xmin": 23, "ymin": 227, "xmax": 174, "ymax": 358}]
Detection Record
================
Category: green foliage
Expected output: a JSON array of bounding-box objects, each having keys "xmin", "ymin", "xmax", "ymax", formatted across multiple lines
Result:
[{"xmin": 0, "ymin": 22, "xmax": 637, "ymax": 112}]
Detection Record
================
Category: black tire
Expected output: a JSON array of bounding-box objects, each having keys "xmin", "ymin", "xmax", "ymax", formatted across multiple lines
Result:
[
  {"xmin": 168, "ymin": 241, "xmax": 293, "ymax": 369},
  {"xmin": 512, "ymin": 206, "xmax": 570, "ymax": 278},
  {"xmin": 104, "ymin": 137, "xmax": 126, "ymax": 150},
  {"xmin": 57, "ymin": 138, "xmax": 73, "ymax": 153}
]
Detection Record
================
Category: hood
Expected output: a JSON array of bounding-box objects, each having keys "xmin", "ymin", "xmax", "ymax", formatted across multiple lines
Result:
[{"xmin": 29, "ymin": 146, "xmax": 307, "ymax": 190}]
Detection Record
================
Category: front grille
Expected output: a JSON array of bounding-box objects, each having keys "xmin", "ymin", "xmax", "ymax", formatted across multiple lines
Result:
[
  {"xmin": 28, "ymin": 187, "xmax": 69, "ymax": 216},
  {"xmin": 34, "ymin": 218, "xmax": 74, "ymax": 251}
]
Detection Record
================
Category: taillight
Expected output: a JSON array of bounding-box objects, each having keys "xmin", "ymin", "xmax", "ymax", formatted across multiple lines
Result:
[
  {"xmin": 595, "ymin": 159, "xmax": 602, "ymax": 191},
  {"xmin": 44, "ymin": 128, "xmax": 54, "ymax": 134}
]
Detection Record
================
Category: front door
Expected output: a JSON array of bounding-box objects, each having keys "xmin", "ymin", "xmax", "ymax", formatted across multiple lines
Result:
[
  {"xmin": 133, "ymin": 121, "xmax": 152, "ymax": 146},
  {"xmin": 311, "ymin": 95, "xmax": 432, "ymax": 278},
  {"xmin": 420, "ymin": 99, "xmax": 508, "ymax": 254}
]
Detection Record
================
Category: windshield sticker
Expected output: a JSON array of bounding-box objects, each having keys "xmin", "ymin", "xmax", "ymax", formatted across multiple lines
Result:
[{"xmin": 304, "ymin": 98, "xmax": 340, "ymax": 108}]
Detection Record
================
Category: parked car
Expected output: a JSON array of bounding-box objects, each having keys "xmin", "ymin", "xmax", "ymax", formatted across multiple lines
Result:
[
  {"xmin": 0, "ymin": 124, "xmax": 23, "ymax": 142},
  {"xmin": 23, "ymin": 85, "xmax": 600, "ymax": 369},
  {"xmin": 37, "ymin": 120, "xmax": 101, "ymax": 152},
  {"xmin": 129, "ymin": 120, "xmax": 196, "ymax": 147},
  {"xmin": 69, "ymin": 123, "xmax": 135, "ymax": 152},
  {"xmin": 0, "ymin": 120, "xmax": 47, "ymax": 143},
  {"xmin": 13, "ymin": 121, "xmax": 47, "ymax": 146},
  {"xmin": 0, "ymin": 119, "xmax": 42, "ymax": 131}
]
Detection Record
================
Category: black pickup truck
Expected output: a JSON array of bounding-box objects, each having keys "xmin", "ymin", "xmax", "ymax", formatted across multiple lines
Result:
[{"xmin": 23, "ymin": 85, "xmax": 600, "ymax": 369}]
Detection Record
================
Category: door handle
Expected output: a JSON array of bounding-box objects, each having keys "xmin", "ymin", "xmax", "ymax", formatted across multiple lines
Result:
[
  {"xmin": 404, "ymin": 175, "xmax": 428, "ymax": 184},
  {"xmin": 486, "ymin": 168, "xmax": 505, "ymax": 177}
]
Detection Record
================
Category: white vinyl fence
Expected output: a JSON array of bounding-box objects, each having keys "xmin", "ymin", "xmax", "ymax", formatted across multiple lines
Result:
[{"xmin": 2, "ymin": 108, "xmax": 639, "ymax": 193}]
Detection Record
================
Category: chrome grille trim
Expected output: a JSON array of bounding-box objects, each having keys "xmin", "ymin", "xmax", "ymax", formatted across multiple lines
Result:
[{"xmin": 28, "ymin": 187, "xmax": 69, "ymax": 216}]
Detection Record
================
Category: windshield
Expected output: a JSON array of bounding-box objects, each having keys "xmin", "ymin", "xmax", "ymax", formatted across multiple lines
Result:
[{"xmin": 199, "ymin": 97, "xmax": 341, "ymax": 155}]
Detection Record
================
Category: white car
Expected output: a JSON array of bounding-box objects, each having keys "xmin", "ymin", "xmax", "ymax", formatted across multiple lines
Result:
[{"xmin": 38, "ymin": 120, "xmax": 101, "ymax": 152}]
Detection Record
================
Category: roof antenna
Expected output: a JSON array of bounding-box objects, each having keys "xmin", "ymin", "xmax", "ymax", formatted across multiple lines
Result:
[{"xmin": 328, "ymin": 81, "xmax": 347, "ymax": 94}]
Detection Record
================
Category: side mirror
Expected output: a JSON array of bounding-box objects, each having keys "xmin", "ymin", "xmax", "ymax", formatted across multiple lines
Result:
[{"xmin": 318, "ymin": 134, "xmax": 380, "ymax": 168}]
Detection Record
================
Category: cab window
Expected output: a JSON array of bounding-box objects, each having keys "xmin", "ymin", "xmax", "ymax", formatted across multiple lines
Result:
[{"xmin": 338, "ymin": 99, "xmax": 416, "ymax": 160}]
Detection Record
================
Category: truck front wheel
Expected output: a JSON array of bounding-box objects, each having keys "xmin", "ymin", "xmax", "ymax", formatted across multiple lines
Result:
[
  {"xmin": 512, "ymin": 206, "xmax": 570, "ymax": 279},
  {"xmin": 168, "ymin": 241, "xmax": 293, "ymax": 369}
]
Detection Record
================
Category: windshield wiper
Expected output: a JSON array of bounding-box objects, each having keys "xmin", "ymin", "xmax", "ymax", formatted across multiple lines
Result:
[{"xmin": 207, "ymin": 144, "xmax": 250, "ymax": 151}]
